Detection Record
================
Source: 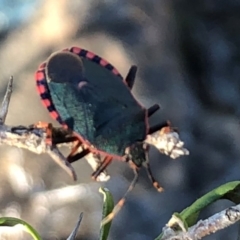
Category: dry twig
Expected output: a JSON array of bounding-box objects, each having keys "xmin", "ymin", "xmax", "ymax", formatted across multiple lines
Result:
[
  {"xmin": 0, "ymin": 77, "xmax": 77, "ymax": 180},
  {"xmin": 161, "ymin": 204, "xmax": 240, "ymax": 240},
  {"xmin": 0, "ymin": 77, "xmax": 111, "ymax": 182}
]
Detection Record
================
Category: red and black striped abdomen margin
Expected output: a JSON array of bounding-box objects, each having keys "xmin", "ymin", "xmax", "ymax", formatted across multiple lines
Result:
[
  {"xmin": 35, "ymin": 64, "xmax": 66, "ymax": 126},
  {"xmin": 68, "ymin": 47, "xmax": 123, "ymax": 79},
  {"xmin": 35, "ymin": 46, "xmax": 124, "ymax": 126}
]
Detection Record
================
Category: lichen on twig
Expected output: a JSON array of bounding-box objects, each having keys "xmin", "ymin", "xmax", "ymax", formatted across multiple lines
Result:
[{"xmin": 161, "ymin": 204, "xmax": 240, "ymax": 240}]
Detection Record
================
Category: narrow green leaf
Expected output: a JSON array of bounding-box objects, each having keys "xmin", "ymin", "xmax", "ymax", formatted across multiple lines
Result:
[
  {"xmin": 0, "ymin": 217, "xmax": 41, "ymax": 240},
  {"xmin": 181, "ymin": 181, "xmax": 240, "ymax": 226},
  {"xmin": 222, "ymin": 183, "xmax": 240, "ymax": 204},
  {"xmin": 155, "ymin": 181, "xmax": 240, "ymax": 240},
  {"xmin": 99, "ymin": 187, "xmax": 114, "ymax": 240},
  {"xmin": 171, "ymin": 213, "xmax": 188, "ymax": 231}
]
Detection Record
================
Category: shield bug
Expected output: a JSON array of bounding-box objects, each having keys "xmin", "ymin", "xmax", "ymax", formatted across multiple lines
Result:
[{"xmin": 35, "ymin": 47, "xmax": 189, "ymax": 224}]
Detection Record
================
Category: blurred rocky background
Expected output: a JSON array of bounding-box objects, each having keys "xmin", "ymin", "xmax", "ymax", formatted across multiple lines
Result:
[{"xmin": 0, "ymin": 0, "xmax": 239, "ymax": 239}]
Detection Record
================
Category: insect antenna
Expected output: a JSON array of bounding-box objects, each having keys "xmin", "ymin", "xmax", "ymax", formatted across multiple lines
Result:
[
  {"xmin": 125, "ymin": 65, "xmax": 137, "ymax": 89},
  {"xmin": 148, "ymin": 121, "xmax": 169, "ymax": 135},
  {"xmin": 147, "ymin": 104, "xmax": 160, "ymax": 117},
  {"xmin": 101, "ymin": 167, "xmax": 139, "ymax": 226},
  {"xmin": 92, "ymin": 156, "xmax": 112, "ymax": 180},
  {"xmin": 142, "ymin": 161, "xmax": 164, "ymax": 192}
]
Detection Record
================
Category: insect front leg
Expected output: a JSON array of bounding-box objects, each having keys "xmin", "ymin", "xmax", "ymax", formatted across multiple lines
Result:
[
  {"xmin": 91, "ymin": 155, "xmax": 113, "ymax": 180},
  {"xmin": 32, "ymin": 121, "xmax": 53, "ymax": 145},
  {"xmin": 51, "ymin": 131, "xmax": 91, "ymax": 164}
]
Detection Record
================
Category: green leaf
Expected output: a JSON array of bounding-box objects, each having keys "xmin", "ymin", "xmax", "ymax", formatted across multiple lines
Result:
[
  {"xmin": 0, "ymin": 217, "xmax": 41, "ymax": 240},
  {"xmin": 155, "ymin": 181, "xmax": 240, "ymax": 240},
  {"xmin": 171, "ymin": 213, "xmax": 188, "ymax": 231},
  {"xmin": 99, "ymin": 187, "xmax": 114, "ymax": 240},
  {"xmin": 181, "ymin": 181, "xmax": 240, "ymax": 226}
]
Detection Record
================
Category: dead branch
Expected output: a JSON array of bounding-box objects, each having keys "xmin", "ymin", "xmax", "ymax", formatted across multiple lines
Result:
[
  {"xmin": 161, "ymin": 204, "xmax": 240, "ymax": 240},
  {"xmin": 0, "ymin": 76, "xmax": 13, "ymax": 124},
  {"xmin": 0, "ymin": 123, "xmax": 77, "ymax": 181},
  {"xmin": 0, "ymin": 77, "xmax": 111, "ymax": 182},
  {"xmin": 0, "ymin": 77, "xmax": 77, "ymax": 180}
]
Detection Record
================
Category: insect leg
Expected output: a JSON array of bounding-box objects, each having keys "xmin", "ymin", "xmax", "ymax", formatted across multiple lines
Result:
[
  {"xmin": 101, "ymin": 166, "xmax": 139, "ymax": 226},
  {"xmin": 67, "ymin": 149, "xmax": 91, "ymax": 163},
  {"xmin": 147, "ymin": 104, "xmax": 160, "ymax": 117},
  {"xmin": 52, "ymin": 136, "xmax": 78, "ymax": 145},
  {"xmin": 68, "ymin": 140, "xmax": 83, "ymax": 159},
  {"xmin": 91, "ymin": 155, "xmax": 112, "ymax": 180},
  {"xmin": 33, "ymin": 122, "xmax": 53, "ymax": 145},
  {"xmin": 142, "ymin": 161, "xmax": 164, "ymax": 192},
  {"xmin": 51, "ymin": 131, "xmax": 91, "ymax": 163},
  {"xmin": 148, "ymin": 121, "xmax": 169, "ymax": 135},
  {"xmin": 125, "ymin": 65, "xmax": 137, "ymax": 90}
]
